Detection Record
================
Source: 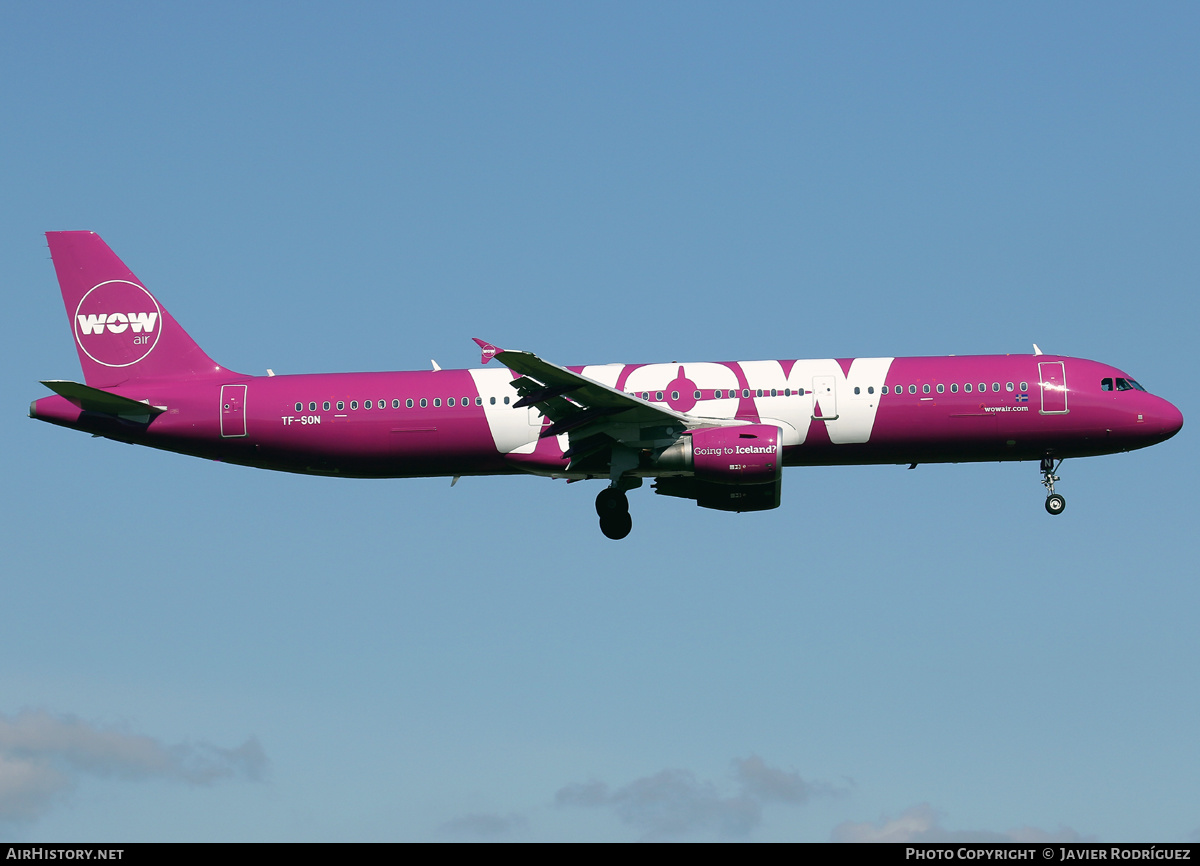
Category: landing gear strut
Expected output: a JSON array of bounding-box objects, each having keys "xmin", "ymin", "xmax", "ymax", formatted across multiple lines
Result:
[
  {"xmin": 1040, "ymin": 456, "xmax": 1065, "ymax": 515},
  {"xmin": 596, "ymin": 487, "xmax": 632, "ymax": 540}
]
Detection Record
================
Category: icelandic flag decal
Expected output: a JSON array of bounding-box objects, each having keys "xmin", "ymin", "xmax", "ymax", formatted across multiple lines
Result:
[{"xmin": 1016, "ymin": 393, "xmax": 1029, "ymax": 403}]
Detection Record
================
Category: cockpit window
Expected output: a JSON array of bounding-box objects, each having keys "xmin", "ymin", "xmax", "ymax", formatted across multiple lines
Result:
[{"xmin": 1105, "ymin": 376, "xmax": 1148, "ymax": 392}]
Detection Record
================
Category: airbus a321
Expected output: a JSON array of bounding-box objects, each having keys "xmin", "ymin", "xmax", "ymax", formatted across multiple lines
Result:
[{"xmin": 30, "ymin": 232, "xmax": 1183, "ymax": 539}]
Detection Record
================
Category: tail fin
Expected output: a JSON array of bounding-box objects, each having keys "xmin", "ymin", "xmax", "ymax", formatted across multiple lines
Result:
[{"xmin": 47, "ymin": 231, "xmax": 231, "ymax": 387}]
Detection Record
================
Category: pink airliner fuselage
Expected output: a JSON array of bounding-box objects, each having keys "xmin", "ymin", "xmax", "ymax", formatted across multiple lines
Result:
[{"xmin": 30, "ymin": 232, "xmax": 1183, "ymax": 539}]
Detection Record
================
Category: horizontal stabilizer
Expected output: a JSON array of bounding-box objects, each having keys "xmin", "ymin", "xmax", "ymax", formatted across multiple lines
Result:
[{"xmin": 41, "ymin": 380, "xmax": 166, "ymax": 419}]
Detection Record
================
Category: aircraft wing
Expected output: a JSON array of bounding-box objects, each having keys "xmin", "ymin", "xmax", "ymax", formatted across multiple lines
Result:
[{"xmin": 473, "ymin": 339, "xmax": 696, "ymax": 469}]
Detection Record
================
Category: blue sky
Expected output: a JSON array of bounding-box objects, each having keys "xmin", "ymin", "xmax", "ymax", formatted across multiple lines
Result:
[{"xmin": 2, "ymin": 1, "xmax": 1197, "ymax": 842}]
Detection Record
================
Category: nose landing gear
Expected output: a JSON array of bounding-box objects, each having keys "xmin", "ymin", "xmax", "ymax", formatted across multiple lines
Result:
[
  {"xmin": 596, "ymin": 487, "xmax": 632, "ymax": 539},
  {"xmin": 1041, "ymin": 456, "xmax": 1065, "ymax": 515}
]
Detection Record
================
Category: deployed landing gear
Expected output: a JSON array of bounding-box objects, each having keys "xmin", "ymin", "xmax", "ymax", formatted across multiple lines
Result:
[
  {"xmin": 596, "ymin": 487, "xmax": 632, "ymax": 539},
  {"xmin": 599, "ymin": 511, "xmax": 632, "ymax": 540},
  {"xmin": 595, "ymin": 487, "xmax": 628, "ymax": 517},
  {"xmin": 1040, "ymin": 456, "xmax": 1065, "ymax": 516}
]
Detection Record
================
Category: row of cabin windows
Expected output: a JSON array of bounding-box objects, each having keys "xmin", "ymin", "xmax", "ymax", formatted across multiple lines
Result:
[
  {"xmin": 297, "ymin": 396, "xmax": 510, "ymax": 412},
  {"xmin": 875, "ymin": 381, "xmax": 1029, "ymax": 396},
  {"xmin": 296, "ymin": 390, "xmax": 806, "ymax": 413},
  {"xmin": 295, "ymin": 378, "xmax": 1098, "ymax": 412},
  {"xmin": 640, "ymin": 388, "xmax": 802, "ymax": 400}
]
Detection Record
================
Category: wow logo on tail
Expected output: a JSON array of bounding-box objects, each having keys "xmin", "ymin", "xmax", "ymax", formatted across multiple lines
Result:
[
  {"xmin": 48, "ymin": 231, "xmax": 228, "ymax": 386},
  {"xmin": 73, "ymin": 280, "xmax": 162, "ymax": 368}
]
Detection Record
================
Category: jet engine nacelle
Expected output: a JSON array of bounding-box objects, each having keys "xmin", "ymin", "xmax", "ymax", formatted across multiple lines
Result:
[
  {"xmin": 653, "ymin": 424, "xmax": 783, "ymax": 512},
  {"xmin": 689, "ymin": 424, "xmax": 782, "ymax": 485}
]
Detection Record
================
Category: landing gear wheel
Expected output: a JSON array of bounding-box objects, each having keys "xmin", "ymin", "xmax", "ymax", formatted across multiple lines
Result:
[
  {"xmin": 599, "ymin": 511, "xmax": 633, "ymax": 540},
  {"xmin": 1039, "ymin": 455, "xmax": 1065, "ymax": 515},
  {"xmin": 595, "ymin": 487, "xmax": 629, "ymax": 518}
]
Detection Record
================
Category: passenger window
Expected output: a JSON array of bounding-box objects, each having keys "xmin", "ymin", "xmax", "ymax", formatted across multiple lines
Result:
[
  {"xmin": 489, "ymin": 397, "xmax": 496, "ymax": 405},
  {"xmin": 393, "ymin": 399, "xmax": 401, "ymax": 409},
  {"xmin": 922, "ymin": 384, "xmax": 930, "ymax": 394},
  {"xmin": 671, "ymin": 391, "xmax": 679, "ymax": 400},
  {"xmin": 365, "ymin": 400, "xmax": 372, "ymax": 409},
  {"xmin": 756, "ymin": 389, "xmax": 763, "ymax": 398},
  {"xmin": 854, "ymin": 386, "xmax": 861, "ymax": 395},
  {"xmin": 965, "ymin": 384, "xmax": 972, "ymax": 393},
  {"xmin": 785, "ymin": 388, "xmax": 792, "ymax": 396},
  {"xmin": 1006, "ymin": 382, "xmax": 1014, "ymax": 392},
  {"xmin": 433, "ymin": 398, "xmax": 441, "ymax": 407},
  {"xmin": 295, "ymin": 402, "xmax": 303, "ymax": 412},
  {"xmin": 448, "ymin": 397, "xmax": 455, "ymax": 407},
  {"xmin": 418, "ymin": 399, "xmax": 426, "ymax": 408},
  {"xmin": 351, "ymin": 401, "xmax": 359, "ymax": 410},
  {"xmin": 908, "ymin": 385, "xmax": 917, "ymax": 394},
  {"xmin": 503, "ymin": 396, "xmax": 510, "ymax": 404},
  {"xmin": 656, "ymin": 391, "xmax": 663, "ymax": 401},
  {"xmin": 978, "ymin": 383, "xmax": 986, "ymax": 393},
  {"xmin": 475, "ymin": 397, "xmax": 483, "ymax": 406},
  {"xmin": 992, "ymin": 383, "xmax": 1000, "ymax": 392},
  {"xmin": 743, "ymin": 389, "xmax": 750, "ymax": 398},
  {"xmin": 406, "ymin": 399, "xmax": 414, "ymax": 408},
  {"xmin": 936, "ymin": 384, "xmax": 944, "ymax": 394},
  {"xmin": 323, "ymin": 401, "xmax": 331, "ymax": 411},
  {"xmin": 309, "ymin": 402, "xmax": 317, "ymax": 412},
  {"xmin": 951, "ymin": 384, "xmax": 958, "ymax": 393},
  {"xmin": 338, "ymin": 401, "xmax": 345, "ymax": 410},
  {"xmin": 771, "ymin": 389, "xmax": 778, "ymax": 397}
]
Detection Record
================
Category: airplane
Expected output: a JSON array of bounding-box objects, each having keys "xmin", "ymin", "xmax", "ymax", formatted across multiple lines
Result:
[{"xmin": 30, "ymin": 231, "xmax": 1183, "ymax": 539}]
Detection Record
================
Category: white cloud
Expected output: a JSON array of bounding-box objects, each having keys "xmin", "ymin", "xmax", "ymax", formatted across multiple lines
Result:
[
  {"xmin": 0, "ymin": 709, "xmax": 266, "ymax": 827},
  {"xmin": 831, "ymin": 803, "xmax": 1093, "ymax": 843},
  {"xmin": 556, "ymin": 755, "xmax": 840, "ymax": 840}
]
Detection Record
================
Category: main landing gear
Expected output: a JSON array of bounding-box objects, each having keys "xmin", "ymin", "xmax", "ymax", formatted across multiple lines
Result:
[
  {"xmin": 596, "ymin": 487, "xmax": 632, "ymax": 540},
  {"xmin": 1041, "ymin": 455, "xmax": 1065, "ymax": 515}
]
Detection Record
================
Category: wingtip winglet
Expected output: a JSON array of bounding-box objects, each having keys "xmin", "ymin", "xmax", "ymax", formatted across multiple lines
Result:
[{"xmin": 472, "ymin": 338, "xmax": 502, "ymax": 365}]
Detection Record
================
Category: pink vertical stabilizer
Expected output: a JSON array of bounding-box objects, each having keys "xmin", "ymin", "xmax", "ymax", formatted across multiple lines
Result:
[{"xmin": 47, "ymin": 231, "xmax": 233, "ymax": 387}]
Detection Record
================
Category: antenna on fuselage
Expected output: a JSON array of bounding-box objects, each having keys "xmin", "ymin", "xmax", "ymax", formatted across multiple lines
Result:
[{"xmin": 1032, "ymin": 344, "xmax": 1043, "ymax": 356}]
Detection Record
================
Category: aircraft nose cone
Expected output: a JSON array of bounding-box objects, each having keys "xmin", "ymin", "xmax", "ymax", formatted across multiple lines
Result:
[{"xmin": 1149, "ymin": 398, "xmax": 1183, "ymax": 442}]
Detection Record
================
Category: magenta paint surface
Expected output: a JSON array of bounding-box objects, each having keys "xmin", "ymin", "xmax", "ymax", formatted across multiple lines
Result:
[{"xmin": 31, "ymin": 233, "xmax": 1184, "ymax": 501}]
